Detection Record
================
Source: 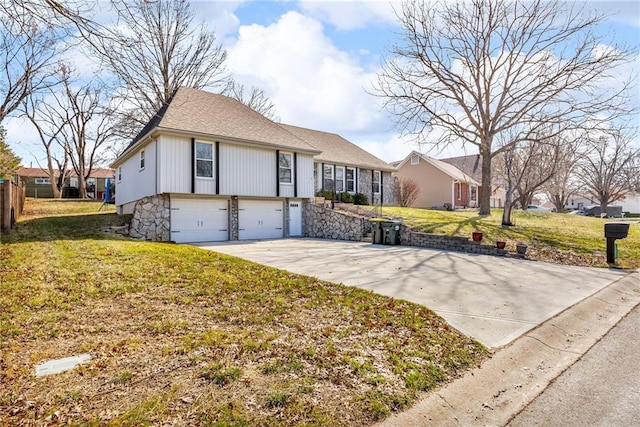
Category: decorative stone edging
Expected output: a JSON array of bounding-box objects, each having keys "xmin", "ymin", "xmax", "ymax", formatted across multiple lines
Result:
[{"xmin": 399, "ymin": 224, "xmax": 507, "ymax": 256}]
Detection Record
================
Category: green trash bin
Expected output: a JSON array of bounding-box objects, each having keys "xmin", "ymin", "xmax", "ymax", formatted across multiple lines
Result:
[
  {"xmin": 381, "ymin": 220, "xmax": 401, "ymax": 245},
  {"xmin": 370, "ymin": 218, "xmax": 384, "ymax": 244}
]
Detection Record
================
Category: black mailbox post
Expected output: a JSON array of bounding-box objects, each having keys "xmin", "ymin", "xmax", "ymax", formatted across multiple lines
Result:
[{"xmin": 604, "ymin": 223, "xmax": 630, "ymax": 264}]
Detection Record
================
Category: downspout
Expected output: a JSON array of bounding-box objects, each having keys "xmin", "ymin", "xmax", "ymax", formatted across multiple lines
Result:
[
  {"xmin": 321, "ymin": 162, "xmax": 325, "ymax": 191},
  {"xmin": 380, "ymin": 171, "xmax": 384, "ymax": 207}
]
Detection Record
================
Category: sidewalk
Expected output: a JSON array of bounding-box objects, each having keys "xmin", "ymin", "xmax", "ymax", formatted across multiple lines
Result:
[{"xmin": 378, "ymin": 270, "xmax": 640, "ymax": 426}]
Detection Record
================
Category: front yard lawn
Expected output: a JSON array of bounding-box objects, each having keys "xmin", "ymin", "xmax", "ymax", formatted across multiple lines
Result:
[
  {"xmin": 0, "ymin": 199, "xmax": 486, "ymax": 425},
  {"xmin": 381, "ymin": 207, "xmax": 640, "ymax": 269}
]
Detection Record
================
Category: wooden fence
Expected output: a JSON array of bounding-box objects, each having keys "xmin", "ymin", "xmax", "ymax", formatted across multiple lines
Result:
[{"xmin": 0, "ymin": 179, "xmax": 26, "ymax": 234}]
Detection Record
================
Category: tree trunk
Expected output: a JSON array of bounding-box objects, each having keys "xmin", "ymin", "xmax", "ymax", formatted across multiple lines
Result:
[
  {"xmin": 479, "ymin": 145, "xmax": 492, "ymax": 215},
  {"xmin": 46, "ymin": 156, "xmax": 60, "ymax": 199},
  {"xmin": 502, "ymin": 186, "xmax": 516, "ymax": 226}
]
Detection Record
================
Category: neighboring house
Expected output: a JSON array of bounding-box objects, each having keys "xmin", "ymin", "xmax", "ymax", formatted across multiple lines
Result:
[
  {"xmin": 566, "ymin": 194, "xmax": 640, "ymax": 214},
  {"xmin": 17, "ymin": 167, "xmax": 114, "ymax": 199},
  {"xmin": 280, "ymin": 124, "xmax": 396, "ymax": 205},
  {"xmin": 111, "ymin": 87, "xmax": 323, "ymax": 243},
  {"xmin": 440, "ymin": 154, "xmax": 506, "ymax": 208},
  {"xmin": 395, "ymin": 151, "xmax": 479, "ymax": 209}
]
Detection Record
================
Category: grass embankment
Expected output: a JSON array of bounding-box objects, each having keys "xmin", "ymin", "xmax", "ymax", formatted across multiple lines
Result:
[
  {"xmin": 0, "ymin": 199, "xmax": 486, "ymax": 426},
  {"xmin": 381, "ymin": 207, "xmax": 640, "ymax": 269}
]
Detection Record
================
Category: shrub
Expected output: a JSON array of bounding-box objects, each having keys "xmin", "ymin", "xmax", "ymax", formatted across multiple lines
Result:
[
  {"xmin": 353, "ymin": 193, "xmax": 369, "ymax": 205},
  {"xmin": 338, "ymin": 192, "xmax": 353, "ymax": 203},
  {"xmin": 315, "ymin": 189, "xmax": 333, "ymax": 200}
]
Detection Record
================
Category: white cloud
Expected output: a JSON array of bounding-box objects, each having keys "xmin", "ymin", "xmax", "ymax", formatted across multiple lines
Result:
[
  {"xmin": 298, "ymin": 0, "xmax": 398, "ymax": 30},
  {"xmin": 226, "ymin": 11, "xmax": 386, "ymax": 133}
]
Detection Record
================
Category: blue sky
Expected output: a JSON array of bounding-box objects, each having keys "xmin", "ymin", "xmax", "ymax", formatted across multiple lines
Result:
[{"xmin": 7, "ymin": 0, "xmax": 640, "ymax": 167}]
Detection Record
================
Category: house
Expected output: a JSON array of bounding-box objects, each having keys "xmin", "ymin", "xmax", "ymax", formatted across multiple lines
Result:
[
  {"xmin": 395, "ymin": 151, "xmax": 479, "ymax": 209},
  {"xmin": 280, "ymin": 124, "xmax": 396, "ymax": 205},
  {"xmin": 17, "ymin": 167, "xmax": 115, "ymax": 199},
  {"xmin": 111, "ymin": 87, "xmax": 397, "ymax": 243},
  {"xmin": 440, "ymin": 154, "xmax": 506, "ymax": 208}
]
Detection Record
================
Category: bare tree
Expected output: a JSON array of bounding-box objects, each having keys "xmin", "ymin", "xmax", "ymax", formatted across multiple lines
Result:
[
  {"xmin": 23, "ymin": 66, "xmax": 116, "ymax": 199},
  {"xmin": 544, "ymin": 139, "xmax": 582, "ymax": 213},
  {"xmin": 0, "ymin": 9, "xmax": 62, "ymax": 123},
  {"xmin": 85, "ymin": 0, "xmax": 229, "ymax": 140},
  {"xmin": 392, "ymin": 177, "xmax": 420, "ymax": 207},
  {"xmin": 222, "ymin": 81, "xmax": 279, "ymax": 121},
  {"xmin": 575, "ymin": 132, "xmax": 640, "ymax": 214},
  {"xmin": 22, "ymin": 92, "xmax": 71, "ymax": 198},
  {"xmin": 497, "ymin": 134, "xmax": 561, "ymax": 225},
  {"xmin": 376, "ymin": 0, "xmax": 634, "ymax": 215}
]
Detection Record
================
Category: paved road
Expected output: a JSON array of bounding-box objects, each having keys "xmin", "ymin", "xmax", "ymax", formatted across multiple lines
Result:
[
  {"xmin": 195, "ymin": 238, "xmax": 629, "ymax": 348},
  {"xmin": 508, "ymin": 303, "xmax": 640, "ymax": 427}
]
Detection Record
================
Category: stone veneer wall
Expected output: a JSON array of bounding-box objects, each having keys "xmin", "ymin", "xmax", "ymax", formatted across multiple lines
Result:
[
  {"xmin": 304, "ymin": 203, "xmax": 366, "ymax": 241},
  {"xmin": 129, "ymin": 194, "xmax": 170, "ymax": 241},
  {"xmin": 399, "ymin": 224, "xmax": 506, "ymax": 256}
]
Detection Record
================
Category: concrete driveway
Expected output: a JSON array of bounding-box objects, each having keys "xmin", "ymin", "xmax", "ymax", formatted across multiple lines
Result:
[{"xmin": 194, "ymin": 238, "xmax": 630, "ymax": 348}]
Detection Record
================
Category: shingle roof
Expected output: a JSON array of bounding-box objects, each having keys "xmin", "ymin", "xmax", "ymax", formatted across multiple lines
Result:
[
  {"xmin": 280, "ymin": 124, "xmax": 395, "ymax": 172},
  {"xmin": 440, "ymin": 154, "xmax": 483, "ymax": 182},
  {"xmin": 398, "ymin": 151, "xmax": 479, "ymax": 185},
  {"xmin": 120, "ymin": 87, "xmax": 319, "ymax": 159},
  {"xmin": 17, "ymin": 167, "xmax": 57, "ymax": 177},
  {"xmin": 17, "ymin": 168, "xmax": 115, "ymax": 178}
]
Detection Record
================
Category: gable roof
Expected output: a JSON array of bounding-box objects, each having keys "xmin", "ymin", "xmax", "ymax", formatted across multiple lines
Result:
[
  {"xmin": 115, "ymin": 87, "xmax": 319, "ymax": 165},
  {"xmin": 397, "ymin": 151, "xmax": 479, "ymax": 185},
  {"xmin": 17, "ymin": 168, "xmax": 115, "ymax": 178},
  {"xmin": 280, "ymin": 124, "xmax": 395, "ymax": 172}
]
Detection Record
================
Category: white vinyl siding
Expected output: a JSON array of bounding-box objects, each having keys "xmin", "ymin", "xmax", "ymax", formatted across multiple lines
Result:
[
  {"xmin": 220, "ymin": 144, "xmax": 276, "ymax": 196},
  {"xmin": 296, "ymin": 154, "xmax": 315, "ymax": 197},
  {"xmin": 157, "ymin": 135, "xmax": 191, "ymax": 194},
  {"xmin": 115, "ymin": 141, "xmax": 157, "ymax": 206}
]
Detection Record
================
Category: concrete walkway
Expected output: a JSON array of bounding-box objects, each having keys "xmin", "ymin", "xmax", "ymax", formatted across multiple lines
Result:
[{"xmin": 195, "ymin": 238, "xmax": 629, "ymax": 349}]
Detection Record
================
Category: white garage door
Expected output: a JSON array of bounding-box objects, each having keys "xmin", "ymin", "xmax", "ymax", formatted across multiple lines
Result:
[
  {"xmin": 239, "ymin": 200, "xmax": 283, "ymax": 240},
  {"xmin": 171, "ymin": 198, "xmax": 229, "ymax": 243}
]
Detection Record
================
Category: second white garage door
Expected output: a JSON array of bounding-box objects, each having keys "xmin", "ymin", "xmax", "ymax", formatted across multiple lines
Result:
[
  {"xmin": 171, "ymin": 198, "xmax": 229, "ymax": 243},
  {"xmin": 238, "ymin": 200, "xmax": 283, "ymax": 240}
]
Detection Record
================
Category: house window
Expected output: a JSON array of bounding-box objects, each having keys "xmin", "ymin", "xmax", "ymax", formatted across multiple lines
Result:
[
  {"xmin": 372, "ymin": 171, "xmax": 381, "ymax": 193},
  {"xmin": 323, "ymin": 165, "xmax": 334, "ymax": 191},
  {"xmin": 139, "ymin": 149, "xmax": 145, "ymax": 170},
  {"xmin": 346, "ymin": 167, "xmax": 355, "ymax": 192},
  {"xmin": 279, "ymin": 152, "xmax": 292, "ymax": 184},
  {"xmin": 335, "ymin": 166, "xmax": 345, "ymax": 192},
  {"xmin": 470, "ymin": 185, "xmax": 477, "ymax": 201},
  {"xmin": 457, "ymin": 183, "xmax": 462, "ymax": 200},
  {"xmin": 195, "ymin": 142, "xmax": 213, "ymax": 178},
  {"xmin": 118, "ymin": 167, "xmax": 122, "ymax": 182},
  {"xmin": 411, "ymin": 154, "xmax": 419, "ymax": 165},
  {"xmin": 35, "ymin": 178, "xmax": 51, "ymax": 185}
]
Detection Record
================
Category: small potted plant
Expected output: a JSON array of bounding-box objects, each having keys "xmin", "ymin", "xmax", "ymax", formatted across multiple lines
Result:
[
  {"xmin": 496, "ymin": 240, "xmax": 506, "ymax": 249},
  {"xmin": 516, "ymin": 242, "xmax": 528, "ymax": 256},
  {"xmin": 472, "ymin": 231, "xmax": 483, "ymax": 242}
]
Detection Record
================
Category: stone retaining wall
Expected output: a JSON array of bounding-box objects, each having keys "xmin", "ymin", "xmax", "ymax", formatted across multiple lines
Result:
[
  {"xmin": 400, "ymin": 224, "xmax": 507, "ymax": 256},
  {"xmin": 129, "ymin": 194, "xmax": 170, "ymax": 241},
  {"xmin": 304, "ymin": 203, "xmax": 365, "ymax": 241}
]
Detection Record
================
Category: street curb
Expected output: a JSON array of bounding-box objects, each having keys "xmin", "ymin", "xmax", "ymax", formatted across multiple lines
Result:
[{"xmin": 378, "ymin": 270, "xmax": 640, "ymax": 427}]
